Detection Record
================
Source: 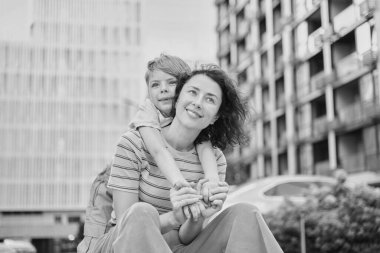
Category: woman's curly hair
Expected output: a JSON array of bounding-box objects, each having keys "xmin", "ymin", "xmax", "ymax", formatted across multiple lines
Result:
[{"xmin": 172, "ymin": 64, "xmax": 248, "ymax": 150}]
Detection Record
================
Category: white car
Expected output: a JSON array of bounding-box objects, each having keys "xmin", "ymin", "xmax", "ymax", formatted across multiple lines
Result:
[
  {"xmin": 0, "ymin": 240, "xmax": 36, "ymax": 253},
  {"xmin": 346, "ymin": 171, "xmax": 380, "ymax": 188},
  {"xmin": 223, "ymin": 175, "xmax": 337, "ymax": 214},
  {"xmin": 0, "ymin": 244, "xmax": 16, "ymax": 253}
]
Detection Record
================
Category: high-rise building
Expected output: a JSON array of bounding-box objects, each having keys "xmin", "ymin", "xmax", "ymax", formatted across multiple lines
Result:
[
  {"xmin": 0, "ymin": 0, "xmax": 143, "ymax": 239},
  {"xmin": 216, "ymin": 0, "xmax": 379, "ymax": 180}
]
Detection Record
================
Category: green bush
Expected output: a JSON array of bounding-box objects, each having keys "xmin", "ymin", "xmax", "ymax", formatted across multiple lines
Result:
[{"xmin": 265, "ymin": 182, "xmax": 380, "ymax": 253}]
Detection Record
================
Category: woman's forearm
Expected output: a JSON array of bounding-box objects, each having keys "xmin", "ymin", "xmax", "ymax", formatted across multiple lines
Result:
[
  {"xmin": 178, "ymin": 216, "xmax": 205, "ymax": 245},
  {"xmin": 160, "ymin": 211, "xmax": 182, "ymax": 234}
]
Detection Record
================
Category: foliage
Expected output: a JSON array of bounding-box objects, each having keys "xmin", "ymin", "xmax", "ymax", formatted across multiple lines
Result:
[{"xmin": 264, "ymin": 182, "xmax": 380, "ymax": 253}]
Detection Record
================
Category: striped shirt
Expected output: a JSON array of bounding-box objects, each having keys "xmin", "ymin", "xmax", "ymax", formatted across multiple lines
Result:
[{"xmin": 107, "ymin": 130, "xmax": 226, "ymax": 220}]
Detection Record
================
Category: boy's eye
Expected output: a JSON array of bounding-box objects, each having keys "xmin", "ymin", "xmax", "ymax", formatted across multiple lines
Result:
[
  {"xmin": 169, "ymin": 81, "xmax": 177, "ymax": 86},
  {"xmin": 150, "ymin": 82, "xmax": 159, "ymax": 88}
]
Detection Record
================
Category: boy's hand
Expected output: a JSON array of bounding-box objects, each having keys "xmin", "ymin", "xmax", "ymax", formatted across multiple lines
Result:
[
  {"xmin": 199, "ymin": 181, "xmax": 229, "ymax": 218},
  {"xmin": 201, "ymin": 180, "xmax": 219, "ymax": 205}
]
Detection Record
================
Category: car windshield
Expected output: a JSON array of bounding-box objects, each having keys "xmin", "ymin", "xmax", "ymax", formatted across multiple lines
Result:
[
  {"xmin": 264, "ymin": 181, "xmax": 332, "ymax": 197},
  {"xmin": 368, "ymin": 182, "xmax": 380, "ymax": 188}
]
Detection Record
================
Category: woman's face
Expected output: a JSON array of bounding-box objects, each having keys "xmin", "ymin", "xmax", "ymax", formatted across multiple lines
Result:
[{"xmin": 175, "ymin": 74, "xmax": 222, "ymax": 131}]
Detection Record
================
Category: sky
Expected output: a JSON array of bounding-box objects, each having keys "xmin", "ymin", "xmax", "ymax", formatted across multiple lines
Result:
[
  {"xmin": 0, "ymin": 0, "xmax": 218, "ymax": 64},
  {"xmin": 0, "ymin": 0, "xmax": 32, "ymax": 41},
  {"xmin": 141, "ymin": 0, "xmax": 218, "ymax": 66}
]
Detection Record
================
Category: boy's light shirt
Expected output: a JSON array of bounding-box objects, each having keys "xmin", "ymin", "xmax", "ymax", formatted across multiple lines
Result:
[{"xmin": 129, "ymin": 98, "xmax": 172, "ymax": 130}]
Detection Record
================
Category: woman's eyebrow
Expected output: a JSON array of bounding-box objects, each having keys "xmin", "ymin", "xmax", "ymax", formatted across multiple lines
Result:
[{"xmin": 187, "ymin": 85, "xmax": 200, "ymax": 90}]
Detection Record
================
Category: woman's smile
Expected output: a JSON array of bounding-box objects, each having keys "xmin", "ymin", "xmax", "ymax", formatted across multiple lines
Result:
[{"xmin": 185, "ymin": 107, "xmax": 203, "ymax": 119}]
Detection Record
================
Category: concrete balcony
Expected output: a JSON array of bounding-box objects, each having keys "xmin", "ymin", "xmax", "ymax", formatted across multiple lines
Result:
[
  {"xmin": 293, "ymin": 1, "xmax": 307, "ymax": 20},
  {"xmin": 339, "ymin": 102, "xmax": 364, "ymax": 124},
  {"xmin": 359, "ymin": 0, "xmax": 376, "ymax": 18},
  {"xmin": 296, "ymin": 63, "xmax": 310, "ymax": 93},
  {"xmin": 295, "ymin": 42, "xmax": 308, "ymax": 60},
  {"xmin": 298, "ymin": 124, "xmax": 312, "ymax": 141},
  {"xmin": 275, "ymin": 57, "xmax": 284, "ymax": 74},
  {"xmin": 313, "ymin": 116, "xmax": 328, "ymax": 137},
  {"xmin": 310, "ymin": 71, "xmax": 325, "ymax": 92},
  {"xmin": 306, "ymin": 0, "xmax": 321, "ymax": 12},
  {"xmin": 218, "ymin": 41, "xmax": 231, "ymax": 57},
  {"xmin": 366, "ymin": 153, "xmax": 380, "ymax": 171},
  {"xmin": 238, "ymin": 81, "xmax": 253, "ymax": 98},
  {"xmin": 261, "ymin": 31, "xmax": 268, "ymax": 46},
  {"xmin": 276, "ymin": 94, "xmax": 285, "ymax": 109},
  {"xmin": 217, "ymin": 16, "xmax": 230, "ymax": 32},
  {"xmin": 335, "ymin": 52, "xmax": 361, "ymax": 78},
  {"xmin": 278, "ymin": 133, "xmax": 287, "ymax": 148},
  {"xmin": 215, "ymin": 0, "xmax": 228, "ymax": 5},
  {"xmin": 235, "ymin": 0, "xmax": 249, "ymax": 13},
  {"xmin": 296, "ymin": 83, "xmax": 310, "ymax": 99},
  {"xmin": 259, "ymin": 0, "xmax": 266, "ymax": 17},
  {"xmin": 315, "ymin": 160, "xmax": 330, "ymax": 175},
  {"xmin": 340, "ymin": 153, "xmax": 365, "ymax": 173},
  {"xmin": 308, "ymin": 27, "xmax": 324, "ymax": 55},
  {"xmin": 333, "ymin": 5, "xmax": 359, "ymax": 36},
  {"xmin": 237, "ymin": 19, "xmax": 250, "ymax": 40},
  {"xmin": 238, "ymin": 49, "xmax": 251, "ymax": 64},
  {"xmin": 362, "ymin": 102, "xmax": 380, "ymax": 119},
  {"xmin": 361, "ymin": 49, "xmax": 378, "ymax": 67},
  {"xmin": 261, "ymin": 66, "xmax": 270, "ymax": 82},
  {"xmin": 263, "ymin": 100, "xmax": 271, "ymax": 113}
]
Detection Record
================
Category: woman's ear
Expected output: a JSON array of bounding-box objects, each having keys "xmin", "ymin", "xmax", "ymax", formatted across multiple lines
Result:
[{"xmin": 211, "ymin": 115, "xmax": 219, "ymax": 125}]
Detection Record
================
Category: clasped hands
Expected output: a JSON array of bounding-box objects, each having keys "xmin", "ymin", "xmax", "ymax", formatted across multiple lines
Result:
[{"xmin": 170, "ymin": 179, "xmax": 229, "ymax": 225}]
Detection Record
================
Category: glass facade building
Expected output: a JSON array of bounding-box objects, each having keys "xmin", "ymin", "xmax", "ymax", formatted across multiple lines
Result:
[{"xmin": 0, "ymin": 0, "xmax": 143, "ymax": 238}]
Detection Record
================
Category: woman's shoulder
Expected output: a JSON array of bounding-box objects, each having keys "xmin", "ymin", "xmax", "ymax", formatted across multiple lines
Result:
[{"xmin": 118, "ymin": 129, "xmax": 145, "ymax": 150}]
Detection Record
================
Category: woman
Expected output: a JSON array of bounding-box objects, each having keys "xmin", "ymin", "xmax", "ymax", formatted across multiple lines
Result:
[{"xmin": 92, "ymin": 65, "xmax": 283, "ymax": 253}]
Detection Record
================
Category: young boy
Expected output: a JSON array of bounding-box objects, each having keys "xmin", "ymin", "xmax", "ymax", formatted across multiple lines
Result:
[{"xmin": 130, "ymin": 54, "xmax": 220, "ymax": 211}]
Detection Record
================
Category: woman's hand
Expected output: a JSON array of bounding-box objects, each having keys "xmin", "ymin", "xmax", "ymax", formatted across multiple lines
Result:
[{"xmin": 170, "ymin": 186, "xmax": 202, "ymax": 225}]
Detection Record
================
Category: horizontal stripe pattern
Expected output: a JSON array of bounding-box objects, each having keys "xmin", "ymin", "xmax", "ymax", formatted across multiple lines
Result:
[{"xmin": 108, "ymin": 130, "xmax": 226, "ymax": 215}]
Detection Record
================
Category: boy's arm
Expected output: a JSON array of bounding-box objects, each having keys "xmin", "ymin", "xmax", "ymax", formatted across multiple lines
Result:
[
  {"xmin": 196, "ymin": 141, "xmax": 220, "ymax": 182},
  {"xmin": 139, "ymin": 126, "xmax": 189, "ymax": 187},
  {"xmin": 196, "ymin": 141, "xmax": 220, "ymax": 203}
]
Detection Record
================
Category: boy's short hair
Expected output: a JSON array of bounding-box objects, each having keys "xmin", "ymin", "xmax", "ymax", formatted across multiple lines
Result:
[{"xmin": 145, "ymin": 54, "xmax": 191, "ymax": 84}]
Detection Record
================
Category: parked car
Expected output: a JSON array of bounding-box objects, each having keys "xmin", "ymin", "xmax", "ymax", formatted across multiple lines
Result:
[
  {"xmin": 1, "ymin": 240, "xmax": 36, "ymax": 253},
  {"xmin": 345, "ymin": 171, "xmax": 380, "ymax": 189},
  {"xmin": 223, "ymin": 175, "xmax": 337, "ymax": 214},
  {"xmin": 0, "ymin": 244, "xmax": 16, "ymax": 253}
]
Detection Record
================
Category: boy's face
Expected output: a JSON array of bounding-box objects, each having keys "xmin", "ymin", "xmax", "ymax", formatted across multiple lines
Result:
[{"xmin": 148, "ymin": 70, "xmax": 178, "ymax": 117}]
